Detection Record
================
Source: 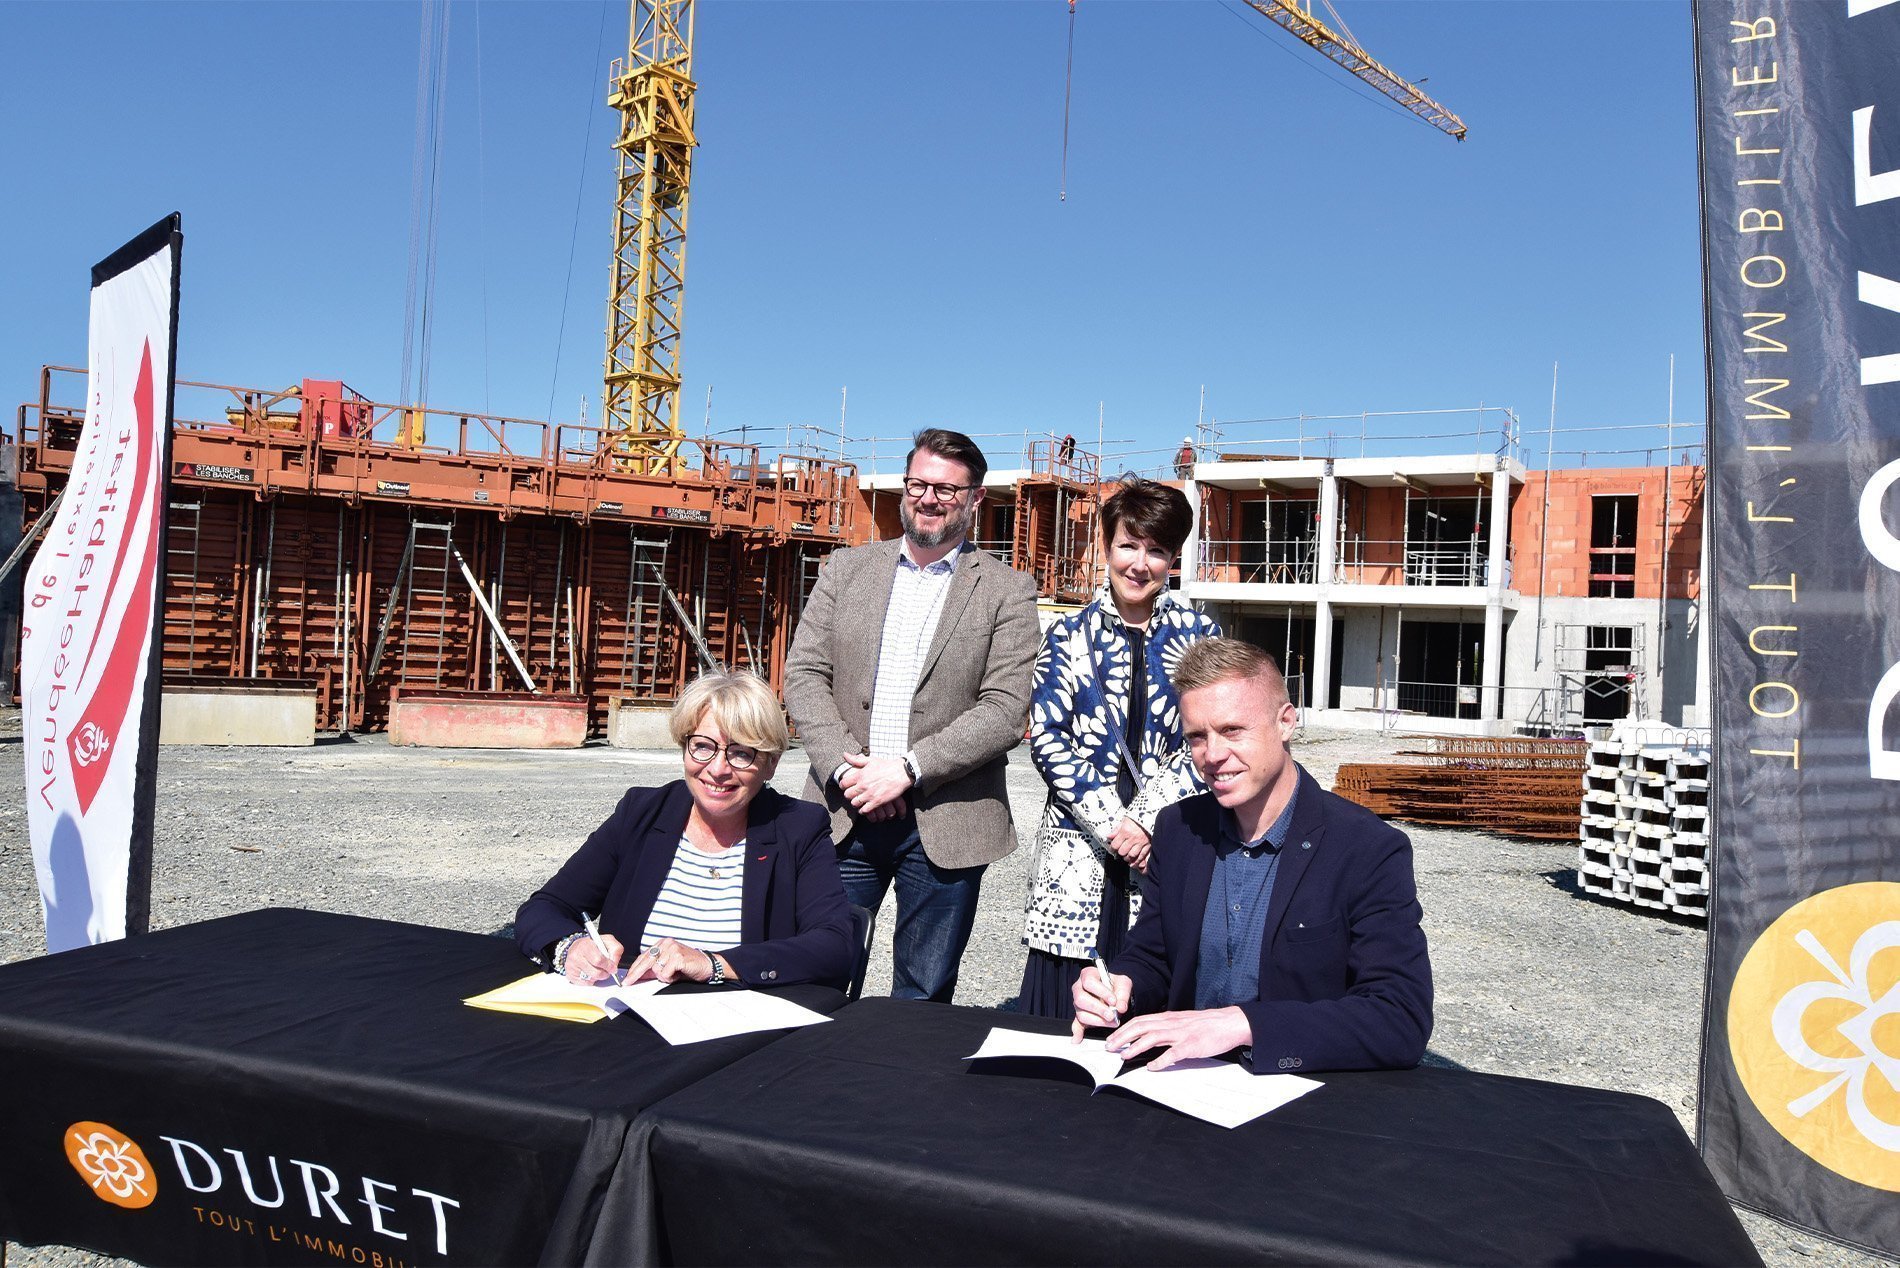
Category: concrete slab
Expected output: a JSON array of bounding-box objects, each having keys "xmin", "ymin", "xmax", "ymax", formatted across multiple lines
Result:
[
  {"xmin": 160, "ymin": 685, "xmax": 318, "ymax": 747},
  {"xmin": 606, "ymin": 698, "xmax": 676, "ymax": 749},
  {"xmin": 387, "ymin": 690, "xmax": 589, "ymax": 749}
]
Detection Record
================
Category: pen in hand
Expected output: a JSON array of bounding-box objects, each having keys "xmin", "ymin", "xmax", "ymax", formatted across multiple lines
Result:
[
  {"xmin": 582, "ymin": 913, "xmax": 624, "ymax": 987},
  {"xmin": 1093, "ymin": 955, "xmax": 1120, "ymax": 1028}
]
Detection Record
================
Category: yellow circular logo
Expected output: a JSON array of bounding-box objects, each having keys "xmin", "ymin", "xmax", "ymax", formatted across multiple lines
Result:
[
  {"xmin": 1728, "ymin": 882, "xmax": 1900, "ymax": 1192},
  {"xmin": 63, "ymin": 1121, "xmax": 158, "ymax": 1209}
]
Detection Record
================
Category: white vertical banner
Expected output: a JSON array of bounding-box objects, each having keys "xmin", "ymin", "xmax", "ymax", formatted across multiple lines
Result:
[{"xmin": 24, "ymin": 214, "xmax": 181, "ymax": 953}]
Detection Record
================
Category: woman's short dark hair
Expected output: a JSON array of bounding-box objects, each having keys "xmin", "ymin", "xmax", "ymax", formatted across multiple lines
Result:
[
  {"xmin": 1101, "ymin": 478, "xmax": 1193, "ymax": 556},
  {"xmin": 907, "ymin": 428, "xmax": 988, "ymax": 486}
]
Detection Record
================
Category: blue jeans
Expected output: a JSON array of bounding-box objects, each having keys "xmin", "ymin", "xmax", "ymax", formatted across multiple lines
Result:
[{"xmin": 838, "ymin": 812, "xmax": 985, "ymax": 1003}]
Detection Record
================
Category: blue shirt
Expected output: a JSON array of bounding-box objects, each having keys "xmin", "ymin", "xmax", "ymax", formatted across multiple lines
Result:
[{"xmin": 1194, "ymin": 783, "xmax": 1301, "ymax": 1011}]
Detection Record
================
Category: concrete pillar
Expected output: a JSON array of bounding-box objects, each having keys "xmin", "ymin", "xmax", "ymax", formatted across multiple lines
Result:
[
  {"xmin": 1180, "ymin": 470, "xmax": 1201, "ymax": 602},
  {"xmin": 1310, "ymin": 466, "xmax": 1339, "ymax": 714},
  {"xmin": 1481, "ymin": 468, "xmax": 1511, "ymax": 723},
  {"xmin": 1690, "ymin": 507, "xmax": 1713, "ymax": 729}
]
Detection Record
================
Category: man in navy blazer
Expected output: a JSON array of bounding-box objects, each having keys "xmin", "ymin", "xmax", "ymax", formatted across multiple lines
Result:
[{"xmin": 1073, "ymin": 637, "xmax": 1432, "ymax": 1074}]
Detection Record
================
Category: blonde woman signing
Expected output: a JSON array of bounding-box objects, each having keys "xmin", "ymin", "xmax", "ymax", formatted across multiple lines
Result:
[
  {"xmin": 1018, "ymin": 479, "xmax": 1221, "ymax": 1019},
  {"xmin": 515, "ymin": 671, "xmax": 855, "ymax": 990}
]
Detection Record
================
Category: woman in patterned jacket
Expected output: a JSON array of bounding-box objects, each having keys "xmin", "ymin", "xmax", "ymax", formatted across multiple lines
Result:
[{"xmin": 1017, "ymin": 479, "xmax": 1221, "ymax": 1018}]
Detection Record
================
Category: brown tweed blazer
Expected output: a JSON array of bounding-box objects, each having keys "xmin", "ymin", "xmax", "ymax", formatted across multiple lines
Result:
[{"xmin": 782, "ymin": 537, "xmax": 1041, "ymax": 870}]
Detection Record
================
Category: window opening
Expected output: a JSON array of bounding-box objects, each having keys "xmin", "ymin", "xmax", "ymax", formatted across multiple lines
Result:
[
  {"xmin": 1404, "ymin": 496, "xmax": 1486, "ymax": 585},
  {"xmin": 1589, "ymin": 495, "xmax": 1639, "ymax": 598}
]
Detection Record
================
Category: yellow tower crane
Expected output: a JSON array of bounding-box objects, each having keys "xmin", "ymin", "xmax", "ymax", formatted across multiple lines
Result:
[
  {"xmin": 601, "ymin": 0, "xmax": 697, "ymax": 470},
  {"xmin": 597, "ymin": 0, "xmax": 1462, "ymax": 469},
  {"xmin": 1240, "ymin": 0, "xmax": 1466, "ymax": 140}
]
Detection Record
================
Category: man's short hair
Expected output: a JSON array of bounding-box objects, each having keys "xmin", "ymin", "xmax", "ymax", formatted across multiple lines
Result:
[
  {"xmin": 1174, "ymin": 637, "xmax": 1289, "ymax": 707},
  {"xmin": 907, "ymin": 428, "xmax": 988, "ymax": 486},
  {"xmin": 1101, "ymin": 478, "xmax": 1193, "ymax": 556}
]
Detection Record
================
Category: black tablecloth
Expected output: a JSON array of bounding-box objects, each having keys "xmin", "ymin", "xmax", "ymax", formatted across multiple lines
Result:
[
  {"xmin": 0, "ymin": 907, "xmax": 843, "ymax": 1267},
  {"xmin": 611, "ymin": 997, "xmax": 1761, "ymax": 1267}
]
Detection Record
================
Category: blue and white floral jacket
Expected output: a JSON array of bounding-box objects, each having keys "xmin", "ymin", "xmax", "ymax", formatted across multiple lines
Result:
[{"xmin": 1021, "ymin": 585, "xmax": 1221, "ymax": 959}]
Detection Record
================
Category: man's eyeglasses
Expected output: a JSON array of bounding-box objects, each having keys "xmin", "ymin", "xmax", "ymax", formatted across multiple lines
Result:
[
  {"xmin": 684, "ymin": 734, "xmax": 762, "ymax": 770},
  {"xmin": 902, "ymin": 477, "xmax": 976, "ymax": 502}
]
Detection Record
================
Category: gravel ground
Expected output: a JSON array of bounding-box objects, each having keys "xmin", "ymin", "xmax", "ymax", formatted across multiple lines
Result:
[{"xmin": 0, "ymin": 714, "xmax": 1887, "ymax": 1268}]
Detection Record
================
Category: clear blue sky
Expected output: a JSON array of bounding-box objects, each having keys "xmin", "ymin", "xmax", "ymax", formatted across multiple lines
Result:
[{"xmin": 0, "ymin": 1, "xmax": 1703, "ymax": 472}]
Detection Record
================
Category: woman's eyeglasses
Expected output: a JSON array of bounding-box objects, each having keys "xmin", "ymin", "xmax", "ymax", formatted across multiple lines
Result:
[{"xmin": 684, "ymin": 734, "xmax": 761, "ymax": 770}]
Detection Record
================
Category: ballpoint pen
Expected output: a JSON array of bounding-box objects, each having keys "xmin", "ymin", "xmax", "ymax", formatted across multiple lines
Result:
[
  {"xmin": 1093, "ymin": 955, "xmax": 1119, "ymax": 1027},
  {"xmin": 582, "ymin": 913, "xmax": 625, "ymax": 987}
]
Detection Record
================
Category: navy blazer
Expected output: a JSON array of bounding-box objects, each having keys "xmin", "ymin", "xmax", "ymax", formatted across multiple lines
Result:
[
  {"xmin": 513, "ymin": 782, "xmax": 856, "ymax": 989},
  {"xmin": 1113, "ymin": 765, "xmax": 1433, "ymax": 1073}
]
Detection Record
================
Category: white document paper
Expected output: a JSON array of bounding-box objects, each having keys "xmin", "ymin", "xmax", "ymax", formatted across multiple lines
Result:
[
  {"xmin": 964, "ymin": 1026, "xmax": 1321, "ymax": 1129},
  {"xmin": 626, "ymin": 988, "xmax": 833, "ymax": 1045}
]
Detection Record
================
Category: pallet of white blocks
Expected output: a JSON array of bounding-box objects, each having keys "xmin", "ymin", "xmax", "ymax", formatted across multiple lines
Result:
[{"xmin": 1575, "ymin": 726, "xmax": 1710, "ymax": 919}]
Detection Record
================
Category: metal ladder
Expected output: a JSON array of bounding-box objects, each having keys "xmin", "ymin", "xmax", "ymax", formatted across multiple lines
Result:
[
  {"xmin": 167, "ymin": 497, "xmax": 205, "ymax": 671},
  {"xmin": 622, "ymin": 532, "xmax": 672, "ymax": 694},
  {"xmin": 400, "ymin": 521, "xmax": 457, "ymax": 685},
  {"xmin": 366, "ymin": 517, "xmax": 457, "ymax": 687}
]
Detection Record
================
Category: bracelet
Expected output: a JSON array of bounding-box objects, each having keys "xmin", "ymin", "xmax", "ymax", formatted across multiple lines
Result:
[
  {"xmin": 706, "ymin": 950, "xmax": 727, "ymax": 986},
  {"xmin": 552, "ymin": 932, "xmax": 584, "ymax": 973}
]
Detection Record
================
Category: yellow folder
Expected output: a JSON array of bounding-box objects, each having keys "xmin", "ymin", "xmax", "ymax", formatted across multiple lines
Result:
[{"xmin": 463, "ymin": 972, "xmax": 655, "ymax": 1024}]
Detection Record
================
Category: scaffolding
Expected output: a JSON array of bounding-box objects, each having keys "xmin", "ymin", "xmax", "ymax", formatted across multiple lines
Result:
[{"xmin": 1554, "ymin": 622, "xmax": 1646, "ymax": 728}]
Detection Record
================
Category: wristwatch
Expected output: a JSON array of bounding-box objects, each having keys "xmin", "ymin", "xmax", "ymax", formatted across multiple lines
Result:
[
  {"xmin": 901, "ymin": 754, "xmax": 921, "ymax": 785},
  {"xmin": 706, "ymin": 951, "xmax": 727, "ymax": 986}
]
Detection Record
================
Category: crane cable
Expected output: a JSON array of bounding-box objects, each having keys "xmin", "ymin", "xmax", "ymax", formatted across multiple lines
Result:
[
  {"xmin": 401, "ymin": 0, "xmax": 452, "ymax": 414},
  {"xmin": 545, "ymin": 0, "xmax": 613, "ymax": 427},
  {"xmin": 1059, "ymin": 0, "xmax": 1076, "ymax": 201}
]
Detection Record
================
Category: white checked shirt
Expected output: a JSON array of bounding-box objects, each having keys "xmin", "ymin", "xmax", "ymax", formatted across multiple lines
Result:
[{"xmin": 866, "ymin": 542, "xmax": 964, "ymax": 769}]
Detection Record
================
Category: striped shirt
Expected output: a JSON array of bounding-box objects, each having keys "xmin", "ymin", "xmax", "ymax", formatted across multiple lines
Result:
[
  {"xmin": 639, "ymin": 836, "xmax": 746, "ymax": 951},
  {"xmin": 867, "ymin": 542, "xmax": 963, "ymax": 761}
]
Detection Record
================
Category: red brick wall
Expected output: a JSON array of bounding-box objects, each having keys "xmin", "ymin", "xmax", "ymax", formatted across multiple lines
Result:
[{"xmin": 1510, "ymin": 466, "xmax": 1703, "ymax": 600}]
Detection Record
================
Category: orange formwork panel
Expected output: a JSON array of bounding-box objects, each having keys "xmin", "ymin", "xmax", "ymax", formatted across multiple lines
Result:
[
  {"xmin": 11, "ymin": 367, "xmax": 860, "ymax": 737},
  {"xmin": 1012, "ymin": 438, "xmax": 1101, "ymax": 604}
]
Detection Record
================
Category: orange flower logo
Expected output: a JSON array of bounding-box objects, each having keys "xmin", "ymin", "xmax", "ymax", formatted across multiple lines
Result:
[{"xmin": 64, "ymin": 1121, "xmax": 157, "ymax": 1209}]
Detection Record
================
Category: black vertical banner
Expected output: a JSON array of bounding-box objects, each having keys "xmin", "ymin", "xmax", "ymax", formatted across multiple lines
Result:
[{"xmin": 1695, "ymin": 2, "xmax": 1900, "ymax": 1255}]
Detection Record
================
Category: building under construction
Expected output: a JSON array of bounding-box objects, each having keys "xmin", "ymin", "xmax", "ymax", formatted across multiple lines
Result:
[
  {"xmin": 1183, "ymin": 412, "xmax": 1707, "ymax": 735},
  {"xmin": 13, "ymin": 366, "xmax": 859, "ymax": 735},
  {"xmin": 8, "ymin": 367, "xmax": 1111, "ymax": 740}
]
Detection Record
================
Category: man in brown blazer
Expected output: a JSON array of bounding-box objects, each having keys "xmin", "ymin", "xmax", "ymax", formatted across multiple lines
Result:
[{"xmin": 784, "ymin": 429, "xmax": 1040, "ymax": 1002}]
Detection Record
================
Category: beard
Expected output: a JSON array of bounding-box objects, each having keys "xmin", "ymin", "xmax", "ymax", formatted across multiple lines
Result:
[{"xmin": 900, "ymin": 498, "xmax": 974, "ymax": 551}]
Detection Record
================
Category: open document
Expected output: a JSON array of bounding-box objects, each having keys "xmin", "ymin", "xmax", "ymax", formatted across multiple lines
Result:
[
  {"xmin": 964, "ymin": 1027, "xmax": 1320, "ymax": 1129},
  {"xmin": 463, "ymin": 973, "xmax": 664, "ymax": 1023},
  {"xmin": 623, "ymin": 990, "xmax": 832, "ymax": 1045},
  {"xmin": 465, "ymin": 974, "xmax": 831, "ymax": 1043}
]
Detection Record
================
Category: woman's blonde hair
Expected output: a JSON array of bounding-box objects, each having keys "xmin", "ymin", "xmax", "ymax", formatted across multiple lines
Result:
[{"xmin": 667, "ymin": 670, "xmax": 792, "ymax": 754}]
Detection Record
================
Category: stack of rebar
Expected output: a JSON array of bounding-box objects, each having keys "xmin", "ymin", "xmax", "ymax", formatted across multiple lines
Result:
[{"xmin": 1333, "ymin": 737, "xmax": 1587, "ymax": 840}]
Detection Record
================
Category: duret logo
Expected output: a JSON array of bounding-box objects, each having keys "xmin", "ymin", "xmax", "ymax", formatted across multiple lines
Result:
[
  {"xmin": 60, "ymin": 1121, "xmax": 462, "ymax": 1256},
  {"xmin": 71, "ymin": 721, "xmax": 111, "ymax": 768},
  {"xmin": 64, "ymin": 1121, "xmax": 158, "ymax": 1209},
  {"xmin": 159, "ymin": 1134, "xmax": 460, "ymax": 1255}
]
